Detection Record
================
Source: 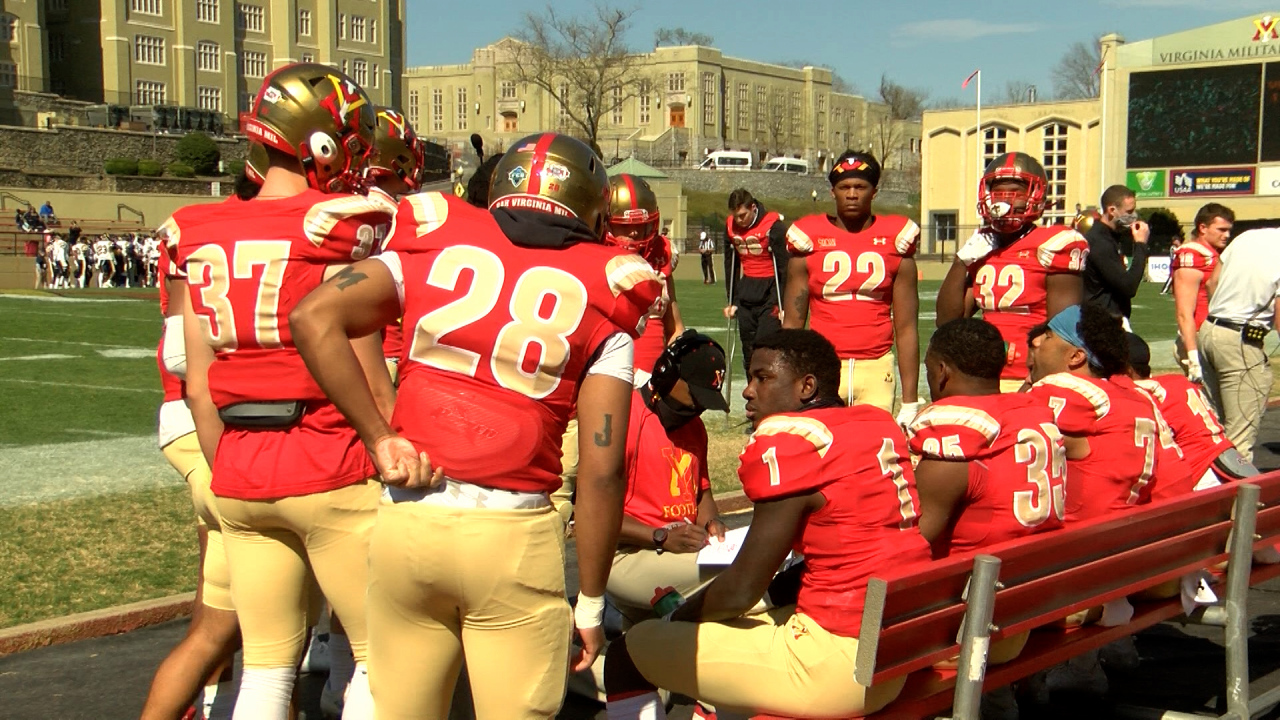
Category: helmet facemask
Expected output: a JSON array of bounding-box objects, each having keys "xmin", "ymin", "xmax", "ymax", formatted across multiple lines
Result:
[{"xmin": 977, "ymin": 153, "xmax": 1047, "ymax": 234}]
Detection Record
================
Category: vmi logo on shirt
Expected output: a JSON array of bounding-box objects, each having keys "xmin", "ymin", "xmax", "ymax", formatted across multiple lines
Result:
[{"xmin": 663, "ymin": 447, "xmax": 695, "ymax": 498}]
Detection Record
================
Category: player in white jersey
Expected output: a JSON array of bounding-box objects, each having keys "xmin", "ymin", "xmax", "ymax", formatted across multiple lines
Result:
[{"xmin": 49, "ymin": 234, "xmax": 69, "ymax": 289}]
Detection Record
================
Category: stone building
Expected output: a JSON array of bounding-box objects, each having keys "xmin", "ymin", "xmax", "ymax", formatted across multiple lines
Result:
[
  {"xmin": 403, "ymin": 39, "xmax": 921, "ymax": 175},
  {"xmin": 0, "ymin": 0, "xmax": 405, "ymax": 127}
]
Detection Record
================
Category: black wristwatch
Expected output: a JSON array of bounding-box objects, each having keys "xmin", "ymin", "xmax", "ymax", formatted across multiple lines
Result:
[{"xmin": 653, "ymin": 527, "xmax": 669, "ymax": 555}]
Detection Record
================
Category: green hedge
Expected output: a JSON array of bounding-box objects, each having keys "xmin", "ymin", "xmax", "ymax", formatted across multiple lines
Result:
[
  {"xmin": 224, "ymin": 159, "xmax": 246, "ymax": 178},
  {"xmin": 104, "ymin": 158, "xmax": 139, "ymax": 176},
  {"xmin": 137, "ymin": 159, "xmax": 163, "ymax": 177},
  {"xmin": 166, "ymin": 162, "xmax": 195, "ymax": 178},
  {"xmin": 175, "ymin": 132, "xmax": 221, "ymax": 176}
]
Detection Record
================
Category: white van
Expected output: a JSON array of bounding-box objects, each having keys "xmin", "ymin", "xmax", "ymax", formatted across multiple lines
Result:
[
  {"xmin": 698, "ymin": 150, "xmax": 753, "ymax": 170},
  {"xmin": 761, "ymin": 157, "xmax": 809, "ymax": 175}
]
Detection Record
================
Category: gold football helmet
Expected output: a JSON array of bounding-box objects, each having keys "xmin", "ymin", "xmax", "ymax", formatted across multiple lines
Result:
[
  {"xmin": 366, "ymin": 107, "xmax": 426, "ymax": 194},
  {"xmin": 604, "ymin": 174, "xmax": 661, "ymax": 253},
  {"xmin": 488, "ymin": 133, "xmax": 610, "ymax": 238},
  {"xmin": 1073, "ymin": 206, "xmax": 1101, "ymax": 235},
  {"xmin": 977, "ymin": 152, "xmax": 1048, "ymax": 234},
  {"xmin": 244, "ymin": 141, "xmax": 268, "ymax": 185},
  {"xmin": 241, "ymin": 62, "xmax": 377, "ymax": 194}
]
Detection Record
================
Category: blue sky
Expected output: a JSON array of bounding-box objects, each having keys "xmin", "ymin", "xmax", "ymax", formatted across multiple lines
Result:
[{"xmin": 405, "ymin": 0, "xmax": 1278, "ymax": 103}]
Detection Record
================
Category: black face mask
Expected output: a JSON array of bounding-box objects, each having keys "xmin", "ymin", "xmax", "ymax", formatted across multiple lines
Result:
[{"xmin": 655, "ymin": 394, "xmax": 702, "ymax": 431}]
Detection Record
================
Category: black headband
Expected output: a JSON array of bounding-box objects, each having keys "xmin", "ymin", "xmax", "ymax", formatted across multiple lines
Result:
[{"xmin": 828, "ymin": 155, "xmax": 881, "ymax": 187}]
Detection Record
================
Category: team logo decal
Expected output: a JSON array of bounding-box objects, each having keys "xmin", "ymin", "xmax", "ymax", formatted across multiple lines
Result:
[
  {"xmin": 379, "ymin": 109, "xmax": 408, "ymax": 139},
  {"xmin": 712, "ymin": 369, "xmax": 725, "ymax": 391},
  {"xmin": 1255, "ymin": 16, "xmax": 1279, "ymax": 42},
  {"xmin": 872, "ymin": 237, "xmax": 888, "ymax": 246},
  {"xmin": 507, "ymin": 165, "xmax": 529, "ymax": 187},
  {"xmin": 319, "ymin": 75, "xmax": 367, "ymax": 129},
  {"xmin": 262, "ymin": 87, "xmax": 283, "ymax": 105},
  {"xmin": 542, "ymin": 161, "xmax": 571, "ymax": 181},
  {"xmin": 663, "ymin": 448, "xmax": 696, "ymax": 498}
]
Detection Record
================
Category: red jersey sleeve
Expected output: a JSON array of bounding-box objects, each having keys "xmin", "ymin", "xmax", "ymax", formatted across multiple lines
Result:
[
  {"xmin": 604, "ymin": 252, "xmax": 664, "ymax": 338},
  {"xmin": 894, "ymin": 218, "xmax": 921, "ymax": 258},
  {"xmin": 1035, "ymin": 228, "xmax": 1089, "ymax": 274},
  {"xmin": 1030, "ymin": 374, "xmax": 1110, "ymax": 434},
  {"xmin": 785, "ymin": 221, "xmax": 816, "ymax": 255},
  {"xmin": 301, "ymin": 193, "xmax": 398, "ymax": 262},
  {"xmin": 907, "ymin": 401, "xmax": 1001, "ymax": 461},
  {"xmin": 738, "ymin": 414, "xmax": 835, "ymax": 502},
  {"xmin": 159, "ymin": 215, "xmax": 188, "ymax": 279},
  {"xmin": 382, "ymin": 192, "xmax": 453, "ymax": 254},
  {"xmin": 1173, "ymin": 242, "xmax": 1215, "ymax": 272}
]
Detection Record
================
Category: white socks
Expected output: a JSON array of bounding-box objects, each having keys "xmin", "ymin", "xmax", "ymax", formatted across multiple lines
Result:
[
  {"xmin": 341, "ymin": 663, "xmax": 374, "ymax": 720},
  {"xmin": 606, "ymin": 691, "xmax": 666, "ymax": 720},
  {"xmin": 201, "ymin": 680, "xmax": 233, "ymax": 720},
  {"xmin": 231, "ymin": 667, "xmax": 295, "ymax": 720}
]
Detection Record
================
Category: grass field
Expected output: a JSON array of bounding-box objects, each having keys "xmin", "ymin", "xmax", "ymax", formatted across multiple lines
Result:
[{"xmin": 0, "ymin": 274, "xmax": 1274, "ymax": 628}]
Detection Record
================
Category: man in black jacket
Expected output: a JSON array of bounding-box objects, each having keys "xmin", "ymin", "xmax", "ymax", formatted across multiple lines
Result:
[{"xmin": 1083, "ymin": 184, "xmax": 1150, "ymax": 325}]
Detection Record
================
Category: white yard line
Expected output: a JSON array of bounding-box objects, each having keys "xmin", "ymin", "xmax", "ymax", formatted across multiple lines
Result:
[
  {"xmin": 0, "ymin": 336, "xmax": 147, "ymax": 350},
  {"xmin": 0, "ymin": 435, "xmax": 180, "ymax": 507},
  {"xmin": 0, "ymin": 293, "xmax": 145, "ymax": 304},
  {"xmin": 1, "ymin": 308, "xmax": 155, "ymax": 322},
  {"xmin": 0, "ymin": 378, "xmax": 161, "ymax": 394},
  {"xmin": 0, "ymin": 354, "xmax": 78, "ymax": 362}
]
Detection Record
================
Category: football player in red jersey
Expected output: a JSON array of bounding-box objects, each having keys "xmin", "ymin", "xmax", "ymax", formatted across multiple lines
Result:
[
  {"xmin": 1026, "ymin": 305, "xmax": 1187, "ymax": 522},
  {"xmin": 1127, "ymin": 332, "xmax": 1258, "ymax": 491},
  {"xmin": 723, "ymin": 188, "xmax": 789, "ymax": 373},
  {"xmin": 782, "ymin": 151, "xmax": 921, "ymax": 424},
  {"xmin": 140, "ymin": 248, "xmax": 239, "ymax": 720},
  {"xmin": 1172, "ymin": 203, "xmax": 1234, "ymax": 383},
  {"xmin": 936, "ymin": 152, "xmax": 1089, "ymax": 392},
  {"xmin": 908, "ymin": 318, "xmax": 1067, "ymax": 560},
  {"xmin": 606, "ymin": 173, "xmax": 685, "ymax": 384},
  {"xmin": 290, "ymin": 132, "xmax": 663, "ymax": 718},
  {"xmin": 365, "ymin": 106, "xmax": 427, "ymax": 385},
  {"xmin": 602, "ymin": 329, "xmax": 930, "ymax": 719},
  {"xmin": 169, "ymin": 63, "xmax": 396, "ymax": 720}
]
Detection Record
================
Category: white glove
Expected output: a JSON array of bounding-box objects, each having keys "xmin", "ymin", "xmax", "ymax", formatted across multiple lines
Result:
[
  {"xmin": 896, "ymin": 401, "xmax": 923, "ymax": 433},
  {"xmin": 956, "ymin": 229, "xmax": 999, "ymax": 266},
  {"xmin": 1182, "ymin": 353, "xmax": 1203, "ymax": 384}
]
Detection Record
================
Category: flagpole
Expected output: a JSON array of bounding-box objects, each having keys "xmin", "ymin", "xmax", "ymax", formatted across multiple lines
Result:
[{"xmin": 975, "ymin": 71, "xmax": 982, "ymax": 227}]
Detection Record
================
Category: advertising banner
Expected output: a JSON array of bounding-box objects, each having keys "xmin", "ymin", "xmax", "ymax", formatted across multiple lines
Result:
[{"xmin": 1169, "ymin": 168, "xmax": 1256, "ymax": 196}]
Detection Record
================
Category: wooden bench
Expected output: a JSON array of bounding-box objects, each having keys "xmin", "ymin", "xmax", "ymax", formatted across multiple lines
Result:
[{"xmin": 830, "ymin": 470, "xmax": 1280, "ymax": 720}]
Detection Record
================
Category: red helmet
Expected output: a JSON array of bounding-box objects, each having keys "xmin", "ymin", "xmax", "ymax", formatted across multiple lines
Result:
[
  {"xmin": 604, "ymin": 174, "xmax": 661, "ymax": 253},
  {"xmin": 977, "ymin": 152, "xmax": 1047, "ymax": 233}
]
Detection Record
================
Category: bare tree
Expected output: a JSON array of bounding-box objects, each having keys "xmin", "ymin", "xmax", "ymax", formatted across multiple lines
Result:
[
  {"xmin": 928, "ymin": 97, "xmax": 970, "ymax": 110},
  {"xmin": 764, "ymin": 89, "xmax": 789, "ymax": 155},
  {"xmin": 774, "ymin": 59, "xmax": 857, "ymax": 95},
  {"xmin": 1052, "ymin": 40, "xmax": 1101, "ymax": 99},
  {"xmin": 654, "ymin": 27, "xmax": 713, "ymax": 47},
  {"xmin": 878, "ymin": 75, "xmax": 928, "ymax": 120},
  {"xmin": 509, "ymin": 4, "xmax": 648, "ymax": 157},
  {"xmin": 999, "ymin": 79, "xmax": 1039, "ymax": 104},
  {"xmin": 873, "ymin": 75, "xmax": 928, "ymax": 170}
]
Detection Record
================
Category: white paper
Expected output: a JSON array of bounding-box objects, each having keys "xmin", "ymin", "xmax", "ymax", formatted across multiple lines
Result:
[{"xmin": 697, "ymin": 526, "xmax": 750, "ymax": 565}]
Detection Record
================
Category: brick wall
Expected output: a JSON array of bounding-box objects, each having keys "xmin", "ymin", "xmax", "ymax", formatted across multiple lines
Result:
[
  {"xmin": 664, "ymin": 168, "xmax": 911, "ymax": 207},
  {"xmin": 0, "ymin": 125, "xmax": 247, "ymax": 174}
]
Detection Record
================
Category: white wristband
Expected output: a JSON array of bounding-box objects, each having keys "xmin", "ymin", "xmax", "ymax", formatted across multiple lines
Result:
[{"xmin": 574, "ymin": 592, "xmax": 605, "ymax": 630}]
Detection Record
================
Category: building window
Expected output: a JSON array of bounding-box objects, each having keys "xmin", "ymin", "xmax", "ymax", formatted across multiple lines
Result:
[
  {"xmin": 666, "ymin": 72, "xmax": 684, "ymax": 93},
  {"xmin": 0, "ymin": 15, "xmax": 16, "ymax": 42},
  {"xmin": 790, "ymin": 91, "xmax": 801, "ymax": 135},
  {"xmin": 755, "ymin": 85, "xmax": 765, "ymax": 131},
  {"xmin": 982, "ymin": 126, "xmax": 1007, "ymax": 165},
  {"xmin": 135, "ymin": 80, "xmax": 166, "ymax": 105},
  {"xmin": 370, "ymin": 19, "xmax": 377, "ymax": 44},
  {"xmin": 1042, "ymin": 123, "xmax": 1069, "ymax": 223},
  {"xmin": 197, "ymin": 86, "xmax": 222, "ymax": 111},
  {"xmin": 196, "ymin": 41, "xmax": 219, "ymax": 72},
  {"xmin": 638, "ymin": 80, "xmax": 650, "ymax": 125},
  {"xmin": 372, "ymin": 63, "xmax": 379, "ymax": 88},
  {"xmin": 736, "ymin": 83, "xmax": 748, "ymax": 130},
  {"xmin": 456, "ymin": 87, "xmax": 468, "ymax": 131},
  {"xmin": 351, "ymin": 16, "xmax": 366, "ymax": 42},
  {"xmin": 932, "ymin": 212, "xmax": 958, "ymax": 247},
  {"xmin": 239, "ymin": 91, "xmax": 251, "ymax": 112},
  {"xmin": 817, "ymin": 93, "xmax": 826, "ymax": 113},
  {"xmin": 134, "ymin": 35, "xmax": 166, "ymax": 65},
  {"xmin": 558, "ymin": 83, "xmax": 569, "ymax": 123},
  {"xmin": 236, "ymin": 3, "xmax": 263, "ymax": 33},
  {"xmin": 240, "ymin": 50, "xmax": 266, "ymax": 77},
  {"xmin": 431, "ymin": 88, "xmax": 443, "ymax": 132},
  {"xmin": 611, "ymin": 84, "xmax": 623, "ymax": 125},
  {"xmin": 408, "ymin": 89, "xmax": 419, "ymax": 127},
  {"xmin": 300, "ymin": 51, "xmax": 313, "ymax": 63},
  {"xmin": 340, "ymin": 59, "xmax": 347, "ymax": 75},
  {"xmin": 701, "ymin": 72, "xmax": 715, "ymax": 126},
  {"xmin": 831, "ymin": 106, "xmax": 842, "ymax": 143},
  {"xmin": 195, "ymin": 0, "xmax": 218, "ymax": 22},
  {"xmin": 337, "ymin": 13, "xmax": 346, "ymax": 39},
  {"xmin": 47, "ymin": 0, "xmax": 69, "ymax": 12},
  {"xmin": 130, "ymin": 0, "xmax": 162, "ymax": 16},
  {"xmin": 298, "ymin": 9, "xmax": 311, "ymax": 37},
  {"xmin": 817, "ymin": 114, "xmax": 824, "ymax": 140},
  {"xmin": 49, "ymin": 33, "xmax": 65, "ymax": 62},
  {"xmin": 501, "ymin": 80, "xmax": 516, "ymax": 100},
  {"xmin": 0, "ymin": 62, "xmax": 16, "ymax": 88},
  {"xmin": 351, "ymin": 58, "xmax": 368, "ymax": 86}
]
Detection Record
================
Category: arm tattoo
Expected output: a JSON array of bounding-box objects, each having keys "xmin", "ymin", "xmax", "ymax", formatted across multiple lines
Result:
[
  {"xmin": 332, "ymin": 265, "xmax": 368, "ymax": 291},
  {"xmin": 593, "ymin": 414, "xmax": 613, "ymax": 447}
]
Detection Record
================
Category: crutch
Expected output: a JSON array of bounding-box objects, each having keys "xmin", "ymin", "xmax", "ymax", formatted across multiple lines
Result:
[{"xmin": 723, "ymin": 268, "xmax": 738, "ymax": 429}]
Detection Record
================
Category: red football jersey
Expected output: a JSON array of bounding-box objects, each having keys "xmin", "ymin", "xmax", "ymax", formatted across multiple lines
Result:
[
  {"xmin": 738, "ymin": 405, "xmax": 932, "ymax": 638},
  {"xmin": 1028, "ymin": 373, "xmax": 1181, "ymax": 521},
  {"xmin": 156, "ymin": 248, "xmax": 184, "ymax": 403},
  {"xmin": 1135, "ymin": 374, "xmax": 1232, "ymax": 487},
  {"xmin": 907, "ymin": 393, "xmax": 1066, "ymax": 557},
  {"xmin": 163, "ymin": 190, "xmax": 396, "ymax": 499},
  {"xmin": 632, "ymin": 235, "xmax": 675, "ymax": 376},
  {"xmin": 165, "ymin": 190, "xmax": 395, "ymax": 407},
  {"xmin": 1172, "ymin": 241, "xmax": 1218, "ymax": 330},
  {"xmin": 622, "ymin": 391, "xmax": 710, "ymax": 527},
  {"xmin": 726, "ymin": 211, "xmax": 783, "ymax": 279},
  {"xmin": 383, "ymin": 192, "xmax": 664, "ymax": 493},
  {"xmin": 786, "ymin": 214, "xmax": 919, "ymax": 359},
  {"xmin": 967, "ymin": 227, "xmax": 1088, "ymax": 381}
]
